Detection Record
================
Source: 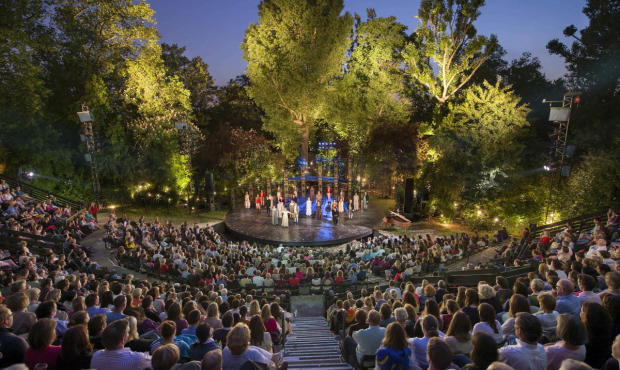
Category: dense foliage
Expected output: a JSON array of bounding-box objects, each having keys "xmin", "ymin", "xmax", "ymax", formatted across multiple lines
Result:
[{"xmin": 1, "ymin": 0, "xmax": 619, "ymax": 233}]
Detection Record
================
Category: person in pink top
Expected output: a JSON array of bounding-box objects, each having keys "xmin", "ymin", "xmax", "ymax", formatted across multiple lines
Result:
[
  {"xmin": 24, "ymin": 319, "xmax": 62, "ymax": 370},
  {"xmin": 544, "ymin": 314, "xmax": 587, "ymax": 370}
]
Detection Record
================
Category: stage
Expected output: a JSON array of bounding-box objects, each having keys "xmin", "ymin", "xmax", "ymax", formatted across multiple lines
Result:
[{"xmin": 224, "ymin": 201, "xmax": 385, "ymax": 247}]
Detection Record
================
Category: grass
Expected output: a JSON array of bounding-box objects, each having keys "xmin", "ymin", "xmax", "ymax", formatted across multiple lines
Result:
[
  {"xmin": 99, "ymin": 205, "xmax": 227, "ymax": 225},
  {"xmin": 368, "ymin": 194, "xmax": 493, "ymax": 237}
]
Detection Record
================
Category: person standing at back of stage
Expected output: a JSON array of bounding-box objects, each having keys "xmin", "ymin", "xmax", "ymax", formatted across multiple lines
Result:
[
  {"xmin": 332, "ymin": 202, "xmax": 339, "ymax": 225},
  {"xmin": 244, "ymin": 191, "xmax": 250, "ymax": 209},
  {"xmin": 306, "ymin": 197, "xmax": 312, "ymax": 217}
]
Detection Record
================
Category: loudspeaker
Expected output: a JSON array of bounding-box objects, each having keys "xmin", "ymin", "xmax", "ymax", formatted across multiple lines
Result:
[
  {"xmin": 561, "ymin": 165, "xmax": 572, "ymax": 177},
  {"xmin": 404, "ymin": 178, "xmax": 414, "ymax": 213},
  {"xmin": 205, "ymin": 173, "xmax": 214, "ymax": 192}
]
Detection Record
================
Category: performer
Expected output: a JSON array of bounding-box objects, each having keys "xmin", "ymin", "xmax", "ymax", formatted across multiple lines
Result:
[
  {"xmin": 310, "ymin": 186, "xmax": 315, "ymax": 201},
  {"xmin": 354, "ymin": 192, "xmax": 360, "ymax": 211},
  {"xmin": 255, "ymin": 195, "xmax": 262, "ymax": 214},
  {"xmin": 281, "ymin": 207, "xmax": 290, "ymax": 227},
  {"xmin": 305, "ymin": 198, "xmax": 312, "ymax": 217},
  {"xmin": 277, "ymin": 198, "xmax": 283, "ymax": 218},
  {"xmin": 348, "ymin": 197, "xmax": 354, "ymax": 219},
  {"xmin": 293, "ymin": 185, "xmax": 298, "ymax": 198},
  {"xmin": 266, "ymin": 194, "xmax": 272, "ymax": 216},
  {"xmin": 292, "ymin": 188, "xmax": 298, "ymax": 204},
  {"xmin": 326, "ymin": 185, "xmax": 332, "ymax": 202},
  {"xmin": 292, "ymin": 201, "xmax": 299, "ymax": 224},
  {"xmin": 244, "ymin": 191, "xmax": 250, "ymax": 209},
  {"xmin": 338, "ymin": 196, "xmax": 344, "ymax": 214},
  {"xmin": 271, "ymin": 205, "xmax": 278, "ymax": 225},
  {"xmin": 315, "ymin": 198, "xmax": 322, "ymax": 220},
  {"xmin": 363, "ymin": 191, "xmax": 369, "ymax": 210},
  {"xmin": 340, "ymin": 189, "xmax": 344, "ymax": 200},
  {"xmin": 276, "ymin": 186, "xmax": 282, "ymax": 201},
  {"xmin": 260, "ymin": 188, "xmax": 265, "ymax": 206},
  {"xmin": 331, "ymin": 202, "xmax": 338, "ymax": 225}
]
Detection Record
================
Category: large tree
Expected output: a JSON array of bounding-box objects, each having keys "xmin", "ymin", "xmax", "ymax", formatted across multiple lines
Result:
[
  {"xmin": 403, "ymin": 0, "xmax": 498, "ymax": 126},
  {"xmin": 241, "ymin": 0, "xmax": 354, "ymax": 163},
  {"xmin": 331, "ymin": 11, "xmax": 410, "ymax": 154}
]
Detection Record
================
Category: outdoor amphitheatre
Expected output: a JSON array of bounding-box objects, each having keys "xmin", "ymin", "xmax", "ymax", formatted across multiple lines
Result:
[{"xmin": 1, "ymin": 0, "xmax": 620, "ymax": 369}]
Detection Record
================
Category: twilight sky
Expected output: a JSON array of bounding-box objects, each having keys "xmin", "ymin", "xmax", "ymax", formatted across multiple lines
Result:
[{"xmin": 147, "ymin": 0, "xmax": 589, "ymax": 86}]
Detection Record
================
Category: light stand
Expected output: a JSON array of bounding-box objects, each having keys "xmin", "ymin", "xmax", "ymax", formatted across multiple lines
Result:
[
  {"xmin": 542, "ymin": 91, "xmax": 581, "ymax": 223},
  {"xmin": 77, "ymin": 106, "xmax": 100, "ymax": 203}
]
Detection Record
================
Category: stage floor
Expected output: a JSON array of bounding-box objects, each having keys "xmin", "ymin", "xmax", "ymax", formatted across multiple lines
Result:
[{"xmin": 224, "ymin": 202, "xmax": 385, "ymax": 247}]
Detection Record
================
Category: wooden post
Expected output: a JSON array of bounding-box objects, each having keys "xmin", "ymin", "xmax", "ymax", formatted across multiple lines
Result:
[
  {"xmin": 301, "ymin": 168, "xmax": 306, "ymax": 201},
  {"xmin": 230, "ymin": 187, "xmax": 236, "ymax": 210},
  {"xmin": 283, "ymin": 170, "xmax": 289, "ymax": 201},
  {"xmin": 318, "ymin": 163, "xmax": 323, "ymax": 194},
  {"xmin": 334, "ymin": 159, "xmax": 339, "ymax": 197},
  {"xmin": 267, "ymin": 178, "xmax": 272, "ymax": 197},
  {"xmin": 347, "ymin": 158, "xmax": 353, "ymax": 200}
]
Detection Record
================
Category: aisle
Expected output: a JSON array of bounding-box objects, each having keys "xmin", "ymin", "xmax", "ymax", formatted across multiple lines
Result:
[{"xmin": 283, "ymin": 317, "xmax": 353, "ymax": 370}]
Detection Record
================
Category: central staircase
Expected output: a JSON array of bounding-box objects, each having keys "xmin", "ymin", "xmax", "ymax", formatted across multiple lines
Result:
[{"xmin": 283, "ymin": 317, "xmax": 353, "ymax": 370}]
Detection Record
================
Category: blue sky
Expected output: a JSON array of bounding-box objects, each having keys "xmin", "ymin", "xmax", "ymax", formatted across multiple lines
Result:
[{"xmin": 148, "ymin": 0, "xmax": 589, "ymax": 86}]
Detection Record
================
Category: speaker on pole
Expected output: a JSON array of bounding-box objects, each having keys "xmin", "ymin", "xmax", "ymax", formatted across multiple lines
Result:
[{"xmin": 404, "ymin": 178, "xmax": 414, "ymax": 214}]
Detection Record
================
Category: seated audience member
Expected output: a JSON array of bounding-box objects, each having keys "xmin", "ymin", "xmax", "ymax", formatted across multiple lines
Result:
[
  {"xmin": 536, "ymin": 293, "xmax": 560, "ymax": 341},
  {"xmin": 603, "ymin": 294, "xmax": 620, "ymax": 339},
  {"xmin": 182, "ymin": 310, "xmax": 201, "ymax": 336},
  {"xmin": 0, "ymin": 306, "xmax": 28, "ymax": 368},
  {"xmin": 379, "ymin": 303, "xmax": 396, "ymax": 328},
  {"xmin": 498, "ymin": 313, "xmax": 546, "ymax": 370},
  {"xmin": 427, "ymin": 337, "xmax": 458, "ymax": 370},
  {"xmin": 462, "ymin": 332, "xmax": 499, "ymax": 370},
  {"xmin": 555, "ymin": 280, "xmax": 582, "ymax": 317},
  {"xmin": 189, "ymin": 323, "xmax": 220, "ymax": 361},
  {"xmin": 576, "ymin": 274, "xmax": 601, "ymax": 304},
  {"xmin": 375, "ymin": 322, "xmax": 415, "ymax": 370},
  {"xmin": 36, "ymin": 301, "xmax": 69, "ymax": 337},
  {"xmin": 479, "ymin": 284, "xmax": 504, "ymax": 315},
  {"xmin": 24, "ymin": 319, "xmax": 62, "ymax": 370},
  {"xmin": 342, "ymin": 310, "xmax": 385, "ymax": 367},
  {"xmin": 544, "ymin": 314, "xmax": 587, "ymax": 370},
  {"xmin": 88, "ymin": 313, "xmax": 107, "ymax": 349},
  {"xmin": 444, "ymin": 311, "xmax": 472, "ymax": 355},
  {"xmin": 472, "ymin": 303, "xmax": 502, "ymax": 345},
  {"xmin": 581, "ymin": 302, "xmax": 612, "ymax": 368},
  {"xmin": 249, "ymin": 315, "xmax": 273, "ymax": 353},
  {"xmin": 152, "ymin": 343, "xmax": 200, "ymax": 370},
  {"xmin": 201, "ymin": 348, "xmax": 223, "ymax": 370},
  {"xmin": 150, "ymin": 320, "xmax": 190, "ymax": 357},
  {"xmin": 221, "ymin": 323, "xmax": 280, "ymax": 370},
  {"xmin": 347, "ymin": 309, "xmax": 369, "ymax": 337},
  {"xmin": 412, "ymin": 315, "xmax": 445, "ymax": 368},
  {"xmin": 55, "ymin": 325, "xmax": 94, "ymax": 370},
  {"xmin": 461, "ymin": 289, "xmax": 480, "ymax": 325},
  {"xmin": 5, "ymin": 292, "xmax": 36, "ymax": 336},
  {"xmin": 601, "ymin": 334, "xmax": 620, "ymax": 370},
  {"xmin": 559, "ymin": 359, "xmax": 594, "ymax": 370},
  {"xmin": 212, "ymin": 312, "xmax": 234, "ymax": 348},
  {"xmin": 105, "ymin": 295, "xmax": 128, "ymax": 323},
  {"xmin": 502, "ymin": 294, "xmax": 532, "ymax": 341},
  {"xmin": 90, "ymin": 319, "xmax": 152, "ymax": 370}
]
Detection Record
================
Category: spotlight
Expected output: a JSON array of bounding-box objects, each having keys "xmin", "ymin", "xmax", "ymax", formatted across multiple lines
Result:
[
  {"xmin": 477, "ymin": 210, "xmax": 482, "ymax": 215},
  {"xmin": 28, "ymin": 172, "xmax": 34, "ymax": 177}
]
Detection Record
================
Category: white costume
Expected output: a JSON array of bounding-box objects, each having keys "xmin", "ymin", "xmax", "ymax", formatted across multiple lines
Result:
[
  {"xmin": 244, "ymin": 194, "xmax": 250, "ymax": 209},
  {"xmin": 354, "ymin": 194, "xmax": 359, "ymax": 211},
  {"xmin": 338, "ymin": 198, "xmax": 344, "ymax": 213},
  {"xmin": 277, "ymin": 201, "xmax": 283, "ymax": 218},
  {"xmin": 281, "ymin": 209, "xmax": 290, "ymax": 227},
  {"xmin": 306, "ymin": 199, "xmax": 312, "ymax": 216}
]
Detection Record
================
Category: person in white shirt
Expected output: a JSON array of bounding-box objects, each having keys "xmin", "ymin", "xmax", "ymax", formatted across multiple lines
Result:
[
  {"xmin": 535, "ymin": 293, "xmax": 560, "ymax": 341},
  {"xmin": 253, "ymin": 271, "xmax": 264, "ymax": 287},
  {"xmin": 473, "ymin": 303, "xmax": 504, "ymax": 344},
  {"xmin": 550, "ymin": 260, "xmax": 568, "ymax": 280},
  {"xmin": 499, "ymin": 313, "xmax": 547, "ymax": 370},
  {"xmin": 576, "ymin": 274, "xmax": 601, "ymax": 305}
]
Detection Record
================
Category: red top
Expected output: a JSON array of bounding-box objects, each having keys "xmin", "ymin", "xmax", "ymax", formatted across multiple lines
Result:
[
  {"xmin": 334, "ymin": 276, "xmax": 345, "ymax": 284},
  {"xmin": 255, "ymin": 197, "xmax": 261, "ymax": 204},
  {"xmin": 89, "ymin": 205, "xmax": 99, "ymax": 215},
  {"xmin": 264, "ymin": 317, "xmax": 278, "ymax": 333},
  {"xmin": 159, "ymin": 264, "xmax": 169, "ymax": 273},
  {"xmin": 289, "ymin": 277, "xmax": 299, "ymax": 286},
  {"xmin": 24, "ymin": 345, "xmax": 62, "ymax": 370}
]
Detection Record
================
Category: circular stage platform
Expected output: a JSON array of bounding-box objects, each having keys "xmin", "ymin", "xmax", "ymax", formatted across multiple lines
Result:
[{"xmin": 224, "ymin": 202, "xmax": 385, "ymax": 247}]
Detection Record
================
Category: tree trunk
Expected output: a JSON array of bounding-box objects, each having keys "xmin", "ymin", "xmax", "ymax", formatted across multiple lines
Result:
[{"xmin": 301, "ymin": 124, "xmax": 310, "ymax": 169}]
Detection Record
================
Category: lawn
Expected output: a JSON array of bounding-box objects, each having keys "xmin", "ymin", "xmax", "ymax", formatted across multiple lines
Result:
[
  {"xmin": 99, "ymin": 205, "xmax": 227, "ymax": 226},
  {"xmin": 369, "ymin": 194, "xmax": 493, "ymax": 238}
]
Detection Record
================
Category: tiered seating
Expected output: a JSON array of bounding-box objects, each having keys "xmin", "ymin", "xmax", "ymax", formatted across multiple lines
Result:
[{"xmin": 284, "ymin": 317, "xmax": 353, "ymax": 370}]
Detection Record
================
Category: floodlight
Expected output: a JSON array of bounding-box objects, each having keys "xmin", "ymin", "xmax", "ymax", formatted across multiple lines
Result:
[
  {"xmin": 77, "ymin": 111, "xmax": 94, "ymax": 122},
  {"xmin": 175, "ymin": 122, "xmax": 188, "ymax": 130}
]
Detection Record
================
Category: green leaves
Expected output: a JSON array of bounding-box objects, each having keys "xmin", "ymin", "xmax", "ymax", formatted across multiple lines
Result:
[
  {"xmin": 242, "ymin": 0, "xmax": 354, "ymax": 160},
  {"xmin": 403, "ymin": 0, "xmax": 498, "ymax": 119}
]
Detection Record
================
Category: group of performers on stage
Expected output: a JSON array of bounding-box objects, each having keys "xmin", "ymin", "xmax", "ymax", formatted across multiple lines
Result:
[{"xmin": 243, "ymin": 185, "xmax": 369, "ymax": 227}]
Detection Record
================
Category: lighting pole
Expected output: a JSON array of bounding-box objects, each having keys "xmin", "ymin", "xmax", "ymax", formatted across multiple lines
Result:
[
  {"xmin": 542, "ymin": 91, "xmax": 581, "ymax": 223},
  {"xmin": 77, "ymin": 105, "xmax": 101, "ymax": 203}
]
